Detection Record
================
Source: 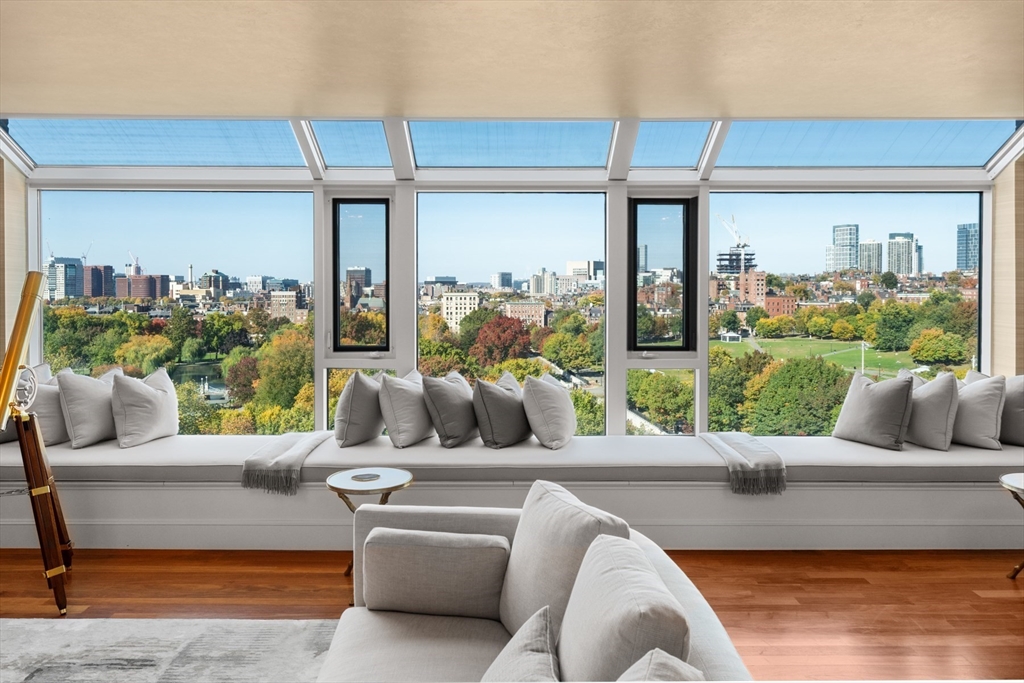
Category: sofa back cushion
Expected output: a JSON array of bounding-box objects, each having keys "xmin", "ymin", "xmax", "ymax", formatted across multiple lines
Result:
[
  {"xmin": 499, "ymin": 480, "xmax": 630, "ymax": 636},
  {"xmin": 362, "ymin": 527, "xmax": 509, "ymax": 620},
  {"xmin": 559, "ymin": 535, "xmax": 690, "ymax": 683},
  {"xmin": 334, "ymin": 372, "xmax": 385, "ymax": 447},
  {"xmin": 965, "ymin": 371, "xmax": 1022, "ymax": 446},
  {"xmin": 481, "ymin": 605, "xmax": 559, "ymax": 682},
  {"xmin": 953, "ymin": 374, "xmax": 1006, "ymax": 450},
  {"xmin": 832, "ymin": 372, "xmax": 913, "ymax": 450}
]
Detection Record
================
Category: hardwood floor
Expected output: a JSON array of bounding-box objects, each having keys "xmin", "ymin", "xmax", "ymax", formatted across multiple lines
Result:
[{"xmin": 1, "ymin": 548, "xmax": 1021, "ymax": 680}]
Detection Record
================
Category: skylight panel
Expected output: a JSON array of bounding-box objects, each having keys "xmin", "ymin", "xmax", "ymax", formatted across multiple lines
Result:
[
  {"xmin": 310, "ymin": 121, "xmax": 392, "ymax": 168},
  {"xmin": 5, "ymin": 119, "xmax": 306, "ymax": 167},
  {"xmin": 631, "ymin": 121, "xmax": 713, "ymax": 168},
  {"xmin": 408, "ymin": 121, "xmax": 614, "ymax": 168},
  {"xmin": 716, "ymin": 120, "xmax": 1019, "ymax": 167}
]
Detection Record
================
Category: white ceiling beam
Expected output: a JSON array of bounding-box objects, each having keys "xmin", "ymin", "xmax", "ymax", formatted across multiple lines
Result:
[
  {"xmin": 26, "ymin": 166, "xmax": 314, "ymax": 188},
  {"xmin": 708, "ymin": 167, "xmax": 992, "ymax": 191},
  {"xmin": 697, "ymin": 120, "xmax": 731, "ymax": 181},
  {"xmin": 290, "ymin": 119, "xmax": 325, "ymax": 180},
  {"xmin": 607, "ymin": 119, "xmax": 640, "ymax": 181},
  {"xmin": 383, "ymin": 118, "xmax": 416, "ymax": 181},
  {"xmin": 413, "ymin": 168, "xmax": 609, "ymax": 186},
  {"xmin": 0, "ymin": 127, "xmax": 36, "ymax": 177},
  {"xmin": 985, "ymin": 124, "xmax": 1024, "ymax": 180}
]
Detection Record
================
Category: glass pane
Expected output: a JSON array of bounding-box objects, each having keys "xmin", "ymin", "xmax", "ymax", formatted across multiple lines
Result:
[
  {"xmin": 40, "ymin": 190, "xmax": 314, "ymax": 435},
  {"xmin": 708, "ymin": 192, "xmax": 981, "ymax": 436},
  {"xmin": 417, "ymin": 193, "xmax": 606, "ymax": 435},
  {"xmin": 626, "ymin": 369, "xmax": 694, "ymax": 435},
  {"xmin": 310, "ymin": 121, "xmax": 392, "ymax": 168},
  {"xmin": 634, "ymin": 202, "xmax": 686, "ymax": 348},
  {"xmin": 409, "ymin": 121, "xmax": 614, "ymax": 167},
  {"xmin": 5, "ymin": 119, "xmax": 306, "ymax": 166},
  {"xmin": 631, "ymin": 121, "xmax": 712, "ymax": 167},
  {"xmin": 335, "ymin": 200, "xmax": 388, "ymax": 350},
  {"xmin": 716, "ymin": 120, "xmax": 1018, "ymax": 167}
]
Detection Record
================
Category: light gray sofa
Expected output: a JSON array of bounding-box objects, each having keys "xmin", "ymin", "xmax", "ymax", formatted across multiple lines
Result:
[{"xmin": 315, "ymin": 496, "xmax": 752, "ymax": 682}]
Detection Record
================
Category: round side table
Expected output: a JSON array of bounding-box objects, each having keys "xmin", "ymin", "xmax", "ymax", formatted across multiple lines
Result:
[
  {"xmin": 327, "ymin": 467, "xmax": 414, "ymax": 577},
  {"xmin": 999, "ymin": 473, "xmax": 1024, "ymax": 580}
]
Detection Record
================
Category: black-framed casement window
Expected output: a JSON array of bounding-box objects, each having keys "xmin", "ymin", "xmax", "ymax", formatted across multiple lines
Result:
[
  {"xmin": 333, "ymin": 198, "xmax": 389, "ymax": 351},
  {"xmin": 628, "ymin": 198, "xmax": 698, "ymax": 351}
]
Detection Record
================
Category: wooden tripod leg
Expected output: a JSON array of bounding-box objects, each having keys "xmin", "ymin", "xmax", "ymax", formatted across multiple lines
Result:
[
  {"xmin": 15, "ymin": 413, "xmax": 70, "ymax": 615},
  {"xmin": 30, "ymin": 418, "xmax": 74, "ymax": 573}
]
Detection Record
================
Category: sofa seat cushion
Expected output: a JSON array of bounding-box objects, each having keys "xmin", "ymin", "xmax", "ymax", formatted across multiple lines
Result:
[{"xmin": 315, "ymin": 608, "xmax": 510, "ymax": 683}]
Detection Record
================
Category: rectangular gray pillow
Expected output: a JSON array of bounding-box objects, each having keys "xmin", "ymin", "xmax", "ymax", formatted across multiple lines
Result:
[
  {"xmin": 422, "ymin": 372, "xmax": 478, "ymax": 448},
  {"xmin": 832, "ymin": 372, "xmax": 914, "ymax": 450},
  {"xmin": 474, "ymin": 371, "xmax": 532, "ymax": 448},
  {"xmin": 559, "ymin": 535, "xmax": 690, "ymax": 683},
  {"xmin": 966, "ymin": 371, "xmax": 1022, "ymax": 446},
  {"xmin": 334, "ymin": 372, "xmax": 385, "ymax": 447},
  {"xmin": 57, "ymin": 367, "xmax": 123, "ymax": 449},
  {"xmin": 378, "ymin": 370, "xmax": 435, "ymax": 448},
  {"xmin": 953, "ymin": 373, "xmax": 1006, "ymax": 449},
  {"xmin": 362, "ymin": 527, "xmax": 509, "ymax": 620},
  {"xmin": 898, "ymin": 370, "xmax": 959, "ymax": 451},
  {"xmin": 482, "ymin": 605, "xmax": 559, "ymax": 682},
  {"xmin": 111, "ymin": 368, "xmax": 178, "ymax": 448},
  {"xmin": 523, "ymin": 374, "xmax": 576, "ymax": 449}
]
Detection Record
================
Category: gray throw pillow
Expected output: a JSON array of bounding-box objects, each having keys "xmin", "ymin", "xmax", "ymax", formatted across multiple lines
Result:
[
  {"xmin": 617, "ymin": 649, "xmax": 706, "ymax": 682},
  {"xmin": 832, "ymin": 372, "xmax": 914, "ymax": 450},
  {"xmin": 422, "ymin": 372, "xmax": 478, "ymax": 448},
  {"xmin": 523, "ymin": 374, "xmax": 576, "ymax": 450},
  {"xmin": 499, "ymin": 480, "xmax": 630, "ymax": 636},
  {"xmin": 0, "ymin": 365, "xmax": 67, "ymax": 446},
  {"xmin": 559, "ymin": 535, "xmax": 690, "ymax": 683},
  {"xmin": 482, "ymin": 605, "xmax": 559, "ymax": 683},
  {"xmin": 362, "ymin": 527, "xmax": 509, "ymax": 620},
  {"xmin": 334, "ymin": 372, "xmax": 385, "ymax": 447},
  {"xmin": 953, "ymin": 374, "xmax": 1006, "ymax": 449},
  {"xmin": 965, "ymin": 371, "xmax": 1023, "ymax": 446},
  {"xmin": 57, "ymin": 367, "xmax": 123, "ymax": 449},
  {"xmin": 111, "ymin": 368, "xmax": 178, "ymax": 448},
  {"xmin": 474, "ymin": 372, "xmax": 531, "ymax": 448},
  {"xmin": 378, "ymin": 370, "xmax": 435, "ymax": 448},
  {"xmin": 898, "ymin": 370, "xmax": 959, "ymax": 451}
]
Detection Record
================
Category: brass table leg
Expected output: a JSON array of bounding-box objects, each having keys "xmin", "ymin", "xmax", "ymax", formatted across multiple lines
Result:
[
  {"xmin": 1009, "ymin": 491, "xmax": 1024, "ymax": 580},
  {"xmin": 338, "ymin": 491, "xmax": 396, "ymax": 578}
]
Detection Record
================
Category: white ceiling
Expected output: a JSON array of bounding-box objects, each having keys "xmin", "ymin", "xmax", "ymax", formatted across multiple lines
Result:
[{"xmin": 0, "ymin": 0, "xmax": 1021, "ymax": 120}]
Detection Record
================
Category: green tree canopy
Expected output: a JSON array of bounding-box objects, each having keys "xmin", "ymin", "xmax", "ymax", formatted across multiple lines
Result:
[
  {"xmin": 874, "ymin": 301, "xmax": 915, "ymax": 351},
  {"xmin": 880, "ymin": 271, "xmax": 899, "ymax": 290},
  {"xmin": 542, "ymin": 332, "xmax": 593, "ymax": 371},
  {"xmin": 745, "ymin": 306, "xmax": 768, "ymax": 330},
  {"xmin": 856, "ymin": 290, "xmax": 878, "ymax": 309},
  {"xmin": 807, "ymin": 316, "xmax": 832, "ymax": 339},
  {"xmin": 832, "ymin": 318, "xmax": 857, "ymax": 340},
  {"xmin": 909, "ymin": 328, "xmax": 969, "ymax": 365},
  {"xmin": 468, "ymin": 315, "xmax": 531, "ymax": 366},
  {"xmin": 166, "ymin": 307, "xmax": 198, "ymax": 360},
  {"xmin": 719, "ymin": 310, "xmax": 741, "ymax": 334},
  {"xmin": 458, "ymin": 308, "xmax": 500, "ymax": 351},
  {"xmin": 254, "ymin": 329, "xmax": 314, "ymax": 409},
  {"xmin": 742, "ymin": 357, "xmax": 851, "ymax": 435},
  {"xmin": 115, "ymin": 334, "xmax": 176, "ymax": 374},
  {"xmin": 570, "ymin": 389, "xmax": 604, "ymax": 435}
]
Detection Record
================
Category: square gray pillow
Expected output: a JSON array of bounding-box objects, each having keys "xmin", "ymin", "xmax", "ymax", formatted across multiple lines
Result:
[
  {"xmin": 898, "ymin": 370, "xmax": 959, "ymax": 451},
  {"xmin": 57, "ymin": 367, "xmax": 123, "ymax": 449},
  {"xmin": 362, "ymin": 527, "xmax": 509, "ymax": 620},
  {"xmin": 617, "ymin": 649, "xmax": 706, "ymax": 682},
  {"xmin": 378, "ymin": 370, "xmax": 435, "ymax": 448},
  {"xmin": 832, "ymin": 372, "xmax": 914, "ymax": 450},
  {"xmin": 559, "ymin": 535, "xmax": 690, "ymax": 683},
  {"xmin": 523, "ymin": 374, "xmax": 576, "ymax": 449},
  {"xmin": 482, "ymin": 605, "xmax": 559, "ymax": 683},
  {"xmin": 953, "ymin": 373, "xmax": 1006, "ymax": 449},
  {"xmin": 334, "ymin": 372, "xmax": 385, "ymax": 447},
  {"xmin": 422, "ymin": 372, "xmax": 478, "ymax": 448},
  {"xmin": 473, "ymin": 372, "xmax": 531, "ymax": 448},
  {"xmin": 0, "ymin": 365, "xmax": 68, "ymax": 446},
  {"xmin": 966, "ymin": 371, "xmax": 1022, "ymax": 446},
  {"xmin": 111, "ymin": 368, "xmax": 179, "ymax": 448},
  {"xmin": 499, "ymin": 480, "xmax": 630, "ymax": 636}
]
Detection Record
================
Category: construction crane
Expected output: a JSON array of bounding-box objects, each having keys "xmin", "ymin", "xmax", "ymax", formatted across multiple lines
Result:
[
  {"xmin": 81, "ymin": 242, "xmax": 93, "ymax": 266},
  {"xmin": 716, "ymin": 214, "xmax": 749, "ymax": 251},
  {"xmin": 714, "ymin": 214, "xmax": 756, "ymax": 275},
  {"xmin": 127, "ymin": 250, "xmax": 141, "ymax": 276}
]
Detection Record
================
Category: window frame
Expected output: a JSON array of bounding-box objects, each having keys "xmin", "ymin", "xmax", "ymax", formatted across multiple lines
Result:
[
  {"xmin": 627, "ymin": 197, "xmax": 699, "ymax": 353},
  {"xmin": 332, "ymin": 197, "xmax": 391, "ymax": 353}
]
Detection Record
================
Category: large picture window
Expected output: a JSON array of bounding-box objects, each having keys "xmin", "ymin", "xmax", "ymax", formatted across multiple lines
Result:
[
  {"xmin": 333, "ymin": 198, "xmax": 389, "ymax": 351},
  {"xmin": 628, "ymin": 198, "xmax": 698, "ymax": 352},
  {"xmin": 707, "ymin": 192, "xmax": 982, "ymax": 435}
]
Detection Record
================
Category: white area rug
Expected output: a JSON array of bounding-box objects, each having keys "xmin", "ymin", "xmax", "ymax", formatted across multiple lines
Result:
[{"xmin": 0, "ymin": 618, "xmax": 336, "ymax": 683}]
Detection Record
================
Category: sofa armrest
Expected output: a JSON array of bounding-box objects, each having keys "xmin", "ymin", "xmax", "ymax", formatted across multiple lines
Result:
[{"xmin": 352, "ymin": 504, "xmax": 522, "ymax": 607}]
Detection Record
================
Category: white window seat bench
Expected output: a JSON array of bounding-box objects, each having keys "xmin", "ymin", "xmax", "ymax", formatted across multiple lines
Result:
[{"xmin": 1, "ymin": 435, "xmax": 1021, "ymax": 551}]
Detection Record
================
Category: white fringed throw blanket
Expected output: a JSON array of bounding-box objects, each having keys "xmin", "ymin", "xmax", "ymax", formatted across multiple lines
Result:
[
  {"xmin": 699, "ymin": 431, "xmax": 787, "ymax": 495},
  {"xmin": 242, "ymin": 431, "xmax": 333, "ymax": 495}
]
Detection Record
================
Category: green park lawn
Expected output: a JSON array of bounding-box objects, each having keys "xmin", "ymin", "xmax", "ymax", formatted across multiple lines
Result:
[{"xmin": 710, "ymin": 337, "xmax": 926, "ymax": 378}]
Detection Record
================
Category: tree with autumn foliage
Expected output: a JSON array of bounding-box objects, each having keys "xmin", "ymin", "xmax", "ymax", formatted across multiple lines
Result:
[{"xmin": 468, "ymin": 315, "xmax": 531, "ymax": 366}]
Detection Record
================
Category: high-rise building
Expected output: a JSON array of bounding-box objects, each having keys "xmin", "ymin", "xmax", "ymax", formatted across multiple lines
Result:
[
  {"xmin": 565, "ymin": 260, "xmax": 604, "ymax": 280},
  {"xmin": 46, "ymin": 256, "xmax": 84, "ymax": 300},
  {"xmin": 346, "ymin": 267, "xmax": 372, "ymax": 288},
  {"xmin": 246, "ymin": 275, "xmax": 270, "ymax": 293},
  {"xmin": 441, "ymin": 291, "xmax": 481, "ymax": 333},
  {"xmin": 858, "ymin": 240, "xmax": 883, "ymax": 273},
  {"xmin": 529, "ymin": 268, "xmax": 557, "ymax": 296},
  {"xmin": 887, "ymin": 234, "xmax": 918, "ymax": 276},
  {"xmin": 915, "ymin": 243, "xmax": 924, "ymax": 275},
  {"xmin": 828, "ymin": 224, "xmax": 859, "ymax": 271},
  {"xmin": 503, "ymin": 300, "xmax": 547, "ymax": 327},
  {"xmin": 490, "ymin": 272, "xmax": 513, "ymax": 289},
  {"xmin": 83, "ymin": 265, "xmax": 115, "ymax": 297},
  {"xmin": 957, "ymin": 223, "xmax": 979, "ymax": 271},
  {"xmin": 637, "ymin": 245, "xmax": 648, "ymax": 272},
  {"xmin": 199, "ymin": 269, "xmax": 230, "ymax": 290},
  {"xmin": 738, "ymin": 270, "xmax": 767, "ymax": 306},
  {"xmin": 824, "ymin": 245, "xmax": 835, "ymax": 273},
  {"xmin": 269, "ymin": 290, "xmax": 308, "ymax": 324}
]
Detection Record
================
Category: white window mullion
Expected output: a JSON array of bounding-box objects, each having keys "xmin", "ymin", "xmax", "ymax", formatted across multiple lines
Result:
[
  {"xmin": 312, "ymin": 183, "xmax": 328, "ymax": 429},
  {"xmin": 695, "ymin": 185, "xmax": 711, "ymax": 434},
  {"xmin": 393, "ymin": 184, "xmax": 418, "ymax": 376},
  {"xmin": 605, "ymin": 183, "xmax": 628, "ymax": 435}
]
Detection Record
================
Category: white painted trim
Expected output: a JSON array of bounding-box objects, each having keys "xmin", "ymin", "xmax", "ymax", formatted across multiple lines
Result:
[
  {"xmin": 986, "ymin": 124, "xmax": 1024, "ymax": 179},
  {"xmin": 414, "ymin": 169, "xmax": 610, "ymax": 185},
  {"xmin": 393, "ymin": 185, "xmax": 417, "ymax": 376},
  {"xmin": 708, "ymin": 167, "xmax": 992, "ymax": 189},
  {"xmin": 290, "ymin": 119, "xmax": 325, "ymax": 180},
  {"xmin": 27, "ymin": 166, "xmax": 313, "ymax": 187},
  {"xmin": 697, "ymin": 120, "xmax": 730, "ymax": 181},
  {"xmin": 0, "ymin": 128, "xmax": 35, "ymax": 177},
  {"xmin": 980, "ymin": 189, "xmax": 994, "ymax": 375},
  {"xmin": 607, "ymin": 119, "xmax": 640, "ymax": 181},
  {"xmin": 312, "ymin": 184, "xmax": 327, "ymax": 429},
  {"xmin": 383, "ymin": 118, "xmax": 416, "ymax": 181},
  {"xmin": 627, "ymin": 169, "xmax": 703, "ymax": 184},
  {"xmin": 696, "ymin": 185, "xmax": 711, "ymax": 433},
  {"xmin": 605, "ymin": 184, "xmax": 627, "ymax": 435},
  {"xmin": 27, "ymin": 187, "xmax": 42, "ymax": 365}
]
